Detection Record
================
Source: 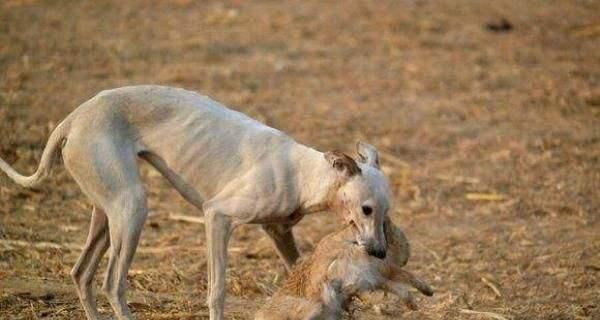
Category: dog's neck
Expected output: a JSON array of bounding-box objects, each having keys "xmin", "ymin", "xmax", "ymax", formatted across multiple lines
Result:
[{"xmin": 292, "ymin": 145, "xmax": 340, "ymax": 215}]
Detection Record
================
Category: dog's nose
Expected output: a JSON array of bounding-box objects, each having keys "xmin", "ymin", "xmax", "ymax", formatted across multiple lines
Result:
[{"xmin": 368, "ymin": 248, "xmax": 386, "ymax": 259}]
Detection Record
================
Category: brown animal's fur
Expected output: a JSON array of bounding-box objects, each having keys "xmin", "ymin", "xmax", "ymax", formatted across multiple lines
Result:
[
  {"xmin": 384, "ymin": 217, "xmax": 410, "ymax": 267},
  {"xmin": 255, "ymin": 218, "xmax": 433, "ymax": 320}
]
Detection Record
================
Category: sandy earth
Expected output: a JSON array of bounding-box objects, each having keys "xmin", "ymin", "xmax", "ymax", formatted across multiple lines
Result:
[{"xmin": 1, "ymin": 1, "xmax": 598, "ymax": 319}]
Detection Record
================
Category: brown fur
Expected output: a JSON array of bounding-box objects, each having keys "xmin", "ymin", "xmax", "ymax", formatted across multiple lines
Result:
[{"xmin": 256, "ymin": 219, "xmax": 433, "ymax": 320}]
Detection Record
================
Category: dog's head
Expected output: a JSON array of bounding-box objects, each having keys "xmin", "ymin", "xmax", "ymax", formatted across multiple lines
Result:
[{"xmin": 325, "ymin": 141, "xmax": 391, "ymax": 259}]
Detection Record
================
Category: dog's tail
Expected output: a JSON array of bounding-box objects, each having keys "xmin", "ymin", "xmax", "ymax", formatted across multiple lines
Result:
[{"xmin": 0, "ymin": 118, "xmax": 71, "ymax": 188}]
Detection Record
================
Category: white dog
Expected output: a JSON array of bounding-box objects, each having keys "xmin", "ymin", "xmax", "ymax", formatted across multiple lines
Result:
[{"xmin": 0, "ymin": 85, "xmax": 392, "ymax": 320}]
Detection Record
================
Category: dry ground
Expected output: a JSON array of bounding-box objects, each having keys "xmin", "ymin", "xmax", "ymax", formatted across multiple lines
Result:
[{"xmin": 1, "ymin": 0, "xmax": 598, "ymax": 319}]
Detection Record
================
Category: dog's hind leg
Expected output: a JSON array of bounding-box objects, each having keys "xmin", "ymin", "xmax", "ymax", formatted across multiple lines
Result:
[
  {"xmin": 70, "ymin": 206, "xmax": 110, "ymax": 320},
  {"xmin": 101, "ymin": 186, "xmax": 147, "ymax": 320},
  {"xmin": 63, "ymin": 134, "xmax": 147, "ymax": 320}
]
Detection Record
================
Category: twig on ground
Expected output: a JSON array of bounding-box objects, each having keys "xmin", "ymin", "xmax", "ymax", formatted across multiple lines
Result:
[
  {"xmin": 460, "ymin": 309, "xmax": 509, "ymax": 320},
  {"xmin": 481, "ymin": 277, "xmax": 502, "ymax": 297},
  {"xmin": 0, "ymin": 239, "xmax": 80, "ymax": 251},
  {"xmin": 0, "ymin": 239, "xmax": 242, "ymax": 254},
  {"xmin": 168, "ymin": 213, "xmax": 205, "ymax": 224},
  {"xmin": 436, "ymin": 174, "xmax": 480, "ymax": 184},
  {"xmin": 570, "ymin": 23, "xmax": 600, "ymax": 38},
  {"xmin": 465, "ymin": 193, "xmax": 506, "ymax": 201}
]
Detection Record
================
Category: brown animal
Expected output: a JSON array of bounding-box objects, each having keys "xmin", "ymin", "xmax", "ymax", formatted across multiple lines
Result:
[{"xmin": 255, "ymin": 218, "xmax": 433, "ymax": 319}]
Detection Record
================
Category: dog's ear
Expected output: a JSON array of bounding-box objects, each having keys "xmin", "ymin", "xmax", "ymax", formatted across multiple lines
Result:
[
  {"xmin": 356, "ymin": 141, "xmax": 380, "ymax": 168},
  {"xmin": 324, "ymin": 150, "xmax": 361, "ymax": 177}
]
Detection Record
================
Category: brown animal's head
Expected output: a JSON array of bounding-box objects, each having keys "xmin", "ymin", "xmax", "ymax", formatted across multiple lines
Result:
[{"xmin": 325, "ymin": 141, "xmax": 391, "ymax": 259}]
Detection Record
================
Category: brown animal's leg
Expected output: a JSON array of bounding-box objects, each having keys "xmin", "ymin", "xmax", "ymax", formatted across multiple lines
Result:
[
  {"xmin": 383, "ymin": 280, "xmax": 418, "ymax": 310},
  {"xmin": 389, "ymin": 265, "xmax": 434, "ymax": 297},
  {"xmin": 71, "ymin": 206, "xmax": 110, "ymax": 320},
  {"xmin": 262, "ymin": 224, "xmax": 300, "ymax": 271},
  {"xmin": 384, "ymin": 265, "xmax": 434, "ymax": 310}
]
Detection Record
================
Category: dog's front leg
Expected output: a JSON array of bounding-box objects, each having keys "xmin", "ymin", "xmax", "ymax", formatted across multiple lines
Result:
[
  {"xmin": 262, "ymin": 223, "xmax": 300, "ymax": 271},
  {"xmin": 205, "ymin": 208, "xmax": 234, "ymax": 320}
]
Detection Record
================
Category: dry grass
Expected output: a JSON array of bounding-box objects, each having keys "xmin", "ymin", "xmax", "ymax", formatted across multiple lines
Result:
[{"xmin": 1, "ymin": 0, "xmax": 598, "ymax": 319}]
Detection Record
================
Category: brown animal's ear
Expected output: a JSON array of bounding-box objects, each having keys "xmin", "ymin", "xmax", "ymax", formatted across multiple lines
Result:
[
  {"xmin": 385, "ymin": 216, "xmax": 410, "ymax": 267},
  {"xmin": 356, "ymin": 141, "xmax": 380, "ymax": 168},
  {"xmin": 324, "ymin": 150, "xmax": 361, "ymax": 177}
]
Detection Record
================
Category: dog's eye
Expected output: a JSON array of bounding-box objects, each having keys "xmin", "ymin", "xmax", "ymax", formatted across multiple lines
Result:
[{"xmin": 362, "ymin": 206, "xmax": 373, "ymax": 216}]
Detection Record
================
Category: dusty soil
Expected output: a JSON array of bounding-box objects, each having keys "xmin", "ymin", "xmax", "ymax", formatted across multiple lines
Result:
[{"xmin": 1, "ymin": 1, "xmax": 598, "ymax": 319}]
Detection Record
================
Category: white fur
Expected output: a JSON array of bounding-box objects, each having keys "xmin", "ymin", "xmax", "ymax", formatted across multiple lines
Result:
[{"xmin": 0, "ymin": 85, "xmax": 392, "ymax": 320}]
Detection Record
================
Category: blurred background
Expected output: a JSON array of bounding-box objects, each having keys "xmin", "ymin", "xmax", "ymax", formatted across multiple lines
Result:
[{"xmin": 0, "ymin": 0, "xmax": 598, "ymax": 319}]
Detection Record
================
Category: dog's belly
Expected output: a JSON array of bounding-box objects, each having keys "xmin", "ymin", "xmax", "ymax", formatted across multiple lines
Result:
[{"xmin": 91, "ymin": 86, "xmax": 299, "ymax": 206}]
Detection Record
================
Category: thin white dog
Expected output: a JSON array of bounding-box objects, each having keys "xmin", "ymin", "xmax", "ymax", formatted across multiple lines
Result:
[{"xmin": 0, "ymin": 85, "xmax": 392, "ymax": 320}]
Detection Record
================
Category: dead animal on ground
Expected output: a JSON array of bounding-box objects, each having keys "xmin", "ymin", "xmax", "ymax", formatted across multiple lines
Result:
[
  {"xmin": 0, "ymin": 85, "xmax": 394, "ymax": 320},
  {"xmin": 255, "ymin": 217, "xmax": 433, "ymax": 320}
]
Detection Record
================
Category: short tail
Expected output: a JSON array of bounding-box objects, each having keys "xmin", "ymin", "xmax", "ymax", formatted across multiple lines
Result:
[{"xmin": 0, "ymin": 118, "xmax": 70, "ymax": 188}]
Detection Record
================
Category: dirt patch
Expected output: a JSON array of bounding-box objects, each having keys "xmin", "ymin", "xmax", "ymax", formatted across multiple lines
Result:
[{"xmin": 1, "ymin": 1, "xmax": 598, "ymax": 319}]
